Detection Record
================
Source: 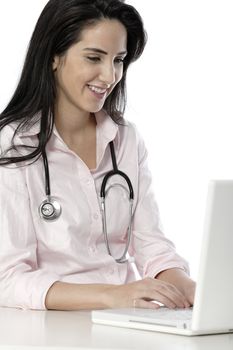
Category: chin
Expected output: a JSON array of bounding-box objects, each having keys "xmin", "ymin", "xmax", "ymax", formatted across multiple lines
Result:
[{"xmin": 88, "ymin": 105, "xmax": 105, "ymax": 114}]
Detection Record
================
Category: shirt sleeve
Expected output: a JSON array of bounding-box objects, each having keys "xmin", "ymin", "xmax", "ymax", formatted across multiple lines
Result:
[
  {"xmin": 129, "ymin": 129, "xmax": 189, "ymax": 278},
  {"xmin": 0, "ymin": 130, "xmax": 59, "ymax": 310}
]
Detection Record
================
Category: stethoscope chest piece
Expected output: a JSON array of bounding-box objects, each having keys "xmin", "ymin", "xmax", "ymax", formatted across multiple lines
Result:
[
  {"xmin": 39, "ymin": 144, "xmax": 62, "ymax": 221},
  {"xmin": 39, "ymin": 197, "xmax": 62, "ymax": 220}
]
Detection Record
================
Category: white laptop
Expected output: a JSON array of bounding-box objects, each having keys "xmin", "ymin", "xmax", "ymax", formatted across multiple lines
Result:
[{"xmin": 92, "ymin": 180, "xmax": 233, "ymax": 336}]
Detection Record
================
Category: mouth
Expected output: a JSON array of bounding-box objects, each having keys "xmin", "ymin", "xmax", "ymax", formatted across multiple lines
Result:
[{"xmin": 87, "ymin": 84, "xmax": 108, "ymax": 99}]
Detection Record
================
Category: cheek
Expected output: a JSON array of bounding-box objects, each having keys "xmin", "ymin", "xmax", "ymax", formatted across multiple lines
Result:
[
  {"xmin": 116, "ymin": 67, "xmax": 124, "ymax": 83},
  {"xmin": 55, "ymin": 66, "xmax": 75, "ymax": 93},
  {"xmin": 109, "ymin": 68, "xmax": 123, "ymax": 95},
  {"xmin": 108, "ymin": 67, "xmax": 124, "ymax": 93}
]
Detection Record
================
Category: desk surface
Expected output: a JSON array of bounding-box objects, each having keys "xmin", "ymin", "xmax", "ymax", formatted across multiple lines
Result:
[{"xmin": 0, "ymin": 307, "xmax": 233, "ymax": 350}]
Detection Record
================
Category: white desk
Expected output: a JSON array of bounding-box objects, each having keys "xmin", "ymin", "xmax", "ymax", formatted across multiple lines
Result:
[{"xmin": 0, "ymin": 307, "xmax": 233, "ymax": 350}]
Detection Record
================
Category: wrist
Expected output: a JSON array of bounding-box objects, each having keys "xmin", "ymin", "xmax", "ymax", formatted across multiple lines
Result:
[{"xmin": 99, "ymin": 284, "xmax": 118, "ymax": 309}]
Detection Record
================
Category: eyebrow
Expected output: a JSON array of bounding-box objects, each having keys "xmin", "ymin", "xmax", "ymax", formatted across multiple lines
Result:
[{"xmin": 83, "ymin": 48, "xmax": 127, "ymax": 55}]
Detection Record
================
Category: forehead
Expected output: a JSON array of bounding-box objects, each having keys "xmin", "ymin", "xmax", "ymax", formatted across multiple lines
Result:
[{"xmin": 78, "ymin": 19, "xmax": 127, "ymax": 53}]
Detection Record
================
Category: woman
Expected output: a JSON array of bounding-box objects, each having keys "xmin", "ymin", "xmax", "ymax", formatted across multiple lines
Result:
[{"xmin": 0, "ymin": 0, "xmax": 195, "ymax": 310}]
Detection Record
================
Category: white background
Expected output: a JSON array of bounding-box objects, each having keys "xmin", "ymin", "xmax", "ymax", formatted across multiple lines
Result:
[{"xmin": 0, "ymin": 1, "xmax": 233, "ymax": 279}]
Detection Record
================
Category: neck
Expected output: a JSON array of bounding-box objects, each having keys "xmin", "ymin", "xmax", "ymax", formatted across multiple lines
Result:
[
  {"xmin": 54, "ymin": 105, "xmax": 97, "ymax": 156},
  {"xmin": 55, "ymin": 111, "xmax": 94, "ymax": 135}
]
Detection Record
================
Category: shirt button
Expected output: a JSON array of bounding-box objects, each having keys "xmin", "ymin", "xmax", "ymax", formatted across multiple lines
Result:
[
  {"xmin": 93, "ymin": 213, "xmax": 99, "ymax": 220},
  {"xmin": 89, "ymin": 246, "xmax": 96, "ymax": 254},
  {"xmin": 86, "ymin": 179, "xmax": 91, "ymax": 185},
  {"xmin": 109, "ymin": 268, "xmax": 115, "ymax": 275}
]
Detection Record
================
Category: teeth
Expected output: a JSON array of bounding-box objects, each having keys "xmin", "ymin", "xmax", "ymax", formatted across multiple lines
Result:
[{"xmin": 88, "ymin": 85, "xmax": 107, "ymax": 94}]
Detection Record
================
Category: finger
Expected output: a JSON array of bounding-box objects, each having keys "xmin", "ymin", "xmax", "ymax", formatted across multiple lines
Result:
[
  {"xmin": 155, "ymin": 286, "xmax": 190, "ymax": 308},
  {"xmin": 148, "ymin": 279, "xmax": 191, "ymax": 308},
  {"xmin": 146, "ymin": 291, "xmax": 178, "ymax": 309},
  {"xmin": 133, "ymin": 298, "xmax": 160, "ymax": 310},
  {"xmin": 139, "ymin": 279, "xmax": 190, "ymax": 308},
  {"xmin": 164, "ymin": 283, "xmax": 191, "ymax": 308},
  {"xmin": 134, "ymin": 288, "xmax": 178, "ymax": 309}
]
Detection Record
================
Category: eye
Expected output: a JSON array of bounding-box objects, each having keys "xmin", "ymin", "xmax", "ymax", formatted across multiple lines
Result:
[
  {"xmin": 86, "ymin": 56, "xmax": 101, "ymax": 63},
  {"xmin": 114, "ymin": 57, "xmax": 125, "ymax": 64}
]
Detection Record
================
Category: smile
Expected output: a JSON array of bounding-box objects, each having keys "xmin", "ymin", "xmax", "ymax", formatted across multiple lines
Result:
[{"xmin": 87, "ymin": 85, "xmax": 107, "ymax": 95}]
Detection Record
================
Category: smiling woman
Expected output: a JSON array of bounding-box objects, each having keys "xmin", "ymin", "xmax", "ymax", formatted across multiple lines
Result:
[
  {"xmin": 52, "ymin": 19, "xmax": 127, "ymax": 168},
  {"xmin": 0, "ymin": 0, "xmax": 195, "ymax": 311},
  {"xmin": 53, "ymin": 19, "xmax": 127, "ymax": 138}
]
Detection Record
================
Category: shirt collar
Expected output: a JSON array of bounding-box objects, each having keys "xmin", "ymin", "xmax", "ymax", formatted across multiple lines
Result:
[
  {"xmin": 17, "ymin": 110, "xmax": 122, "ymax": 169},
  {"xmin": 95, "ymin": 109, "xmax": 119, "ymax": 144},
  {"xmin": 17, "ymin": 110, "xmax": 120, "ymax": 143}
]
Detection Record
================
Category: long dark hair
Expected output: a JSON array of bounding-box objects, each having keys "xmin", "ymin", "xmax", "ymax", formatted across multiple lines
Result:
[{"xmin": 0, "ymin": 0, "xmax": 147, "ymax": 165}]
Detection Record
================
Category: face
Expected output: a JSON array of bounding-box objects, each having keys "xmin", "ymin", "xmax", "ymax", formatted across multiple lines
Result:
[{"xmin": 53, "ymin": 19, "xmax": 127, "ymax": 117}]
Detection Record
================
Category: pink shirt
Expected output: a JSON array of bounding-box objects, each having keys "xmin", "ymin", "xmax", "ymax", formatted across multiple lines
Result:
[{"xmin": 0, "ymin": 110, "xmax": 189, "ymax": 310}]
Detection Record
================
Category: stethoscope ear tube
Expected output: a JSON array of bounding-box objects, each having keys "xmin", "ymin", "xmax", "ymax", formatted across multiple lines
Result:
[
  {"xmin": 100, "ymin": 169, "xmax": 134, "ymax": 200},
  {"xmin": 100, "ymin": 141, "xmax": 134, "ymax": 263},
  {"xmin": 101, "ymin": 141, "xmax": 134, "ymax": 200}
]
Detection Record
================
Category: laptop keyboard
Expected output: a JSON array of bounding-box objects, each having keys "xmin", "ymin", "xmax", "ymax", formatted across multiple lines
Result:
[
  {"xmin": 133, "ymin": 307, "xmax": 193, "ymax": 321},
  {"xmin": 125, "ymin": 307, "xmax": 193, "ymax": 329}
]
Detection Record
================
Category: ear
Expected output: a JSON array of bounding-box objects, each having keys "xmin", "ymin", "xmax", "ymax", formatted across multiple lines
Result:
[{"xmin": 52, "ymin": 56, "xmax": 60, "ymax": 71}]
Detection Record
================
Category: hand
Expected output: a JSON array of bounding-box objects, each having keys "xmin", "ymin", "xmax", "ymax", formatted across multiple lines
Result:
[
  {"xmin": 156, "ymin": 268, "xmax": 196, "ymax": 306},
  {"xmin": 103, "ymin": 277, "xmax": 191, "ymax": 310},
  {"xmin": 182, "ymin": 280, "xmax": 196, "ymax": 306}
]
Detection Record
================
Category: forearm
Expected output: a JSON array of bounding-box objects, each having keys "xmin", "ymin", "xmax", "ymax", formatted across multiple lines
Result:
[
  {"xmin": 45, "ymin": 281, "xmax": 114, "ymax": 310},
  {"xmin": 45, "ymin": 276, "xmax": 195, "ymax": 311}
]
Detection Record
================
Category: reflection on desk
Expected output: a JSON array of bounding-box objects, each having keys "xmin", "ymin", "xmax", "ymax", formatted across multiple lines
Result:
[{"xmin": 0, "ymin": 307, "xmax": 233, "ymax": 349}]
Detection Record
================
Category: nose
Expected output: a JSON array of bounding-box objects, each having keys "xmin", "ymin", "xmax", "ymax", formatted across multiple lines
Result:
[{"xmin": 99, "ymin": 62, "xmax": 116, "ymax": 86}]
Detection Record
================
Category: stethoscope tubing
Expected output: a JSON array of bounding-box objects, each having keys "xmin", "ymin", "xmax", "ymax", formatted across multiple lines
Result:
[
  {"xmin": 100, "ymin": 141, "xmax": 134, "ymax": 263},
  {"xmin": 39, "ymin": 140, "xmax": 134, "ymax": 263}
]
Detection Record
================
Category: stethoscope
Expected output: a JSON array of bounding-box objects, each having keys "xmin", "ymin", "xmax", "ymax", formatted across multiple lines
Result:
[{"xmin": 39, "ymin": 141, "xmax": 134, "ymax": 263}]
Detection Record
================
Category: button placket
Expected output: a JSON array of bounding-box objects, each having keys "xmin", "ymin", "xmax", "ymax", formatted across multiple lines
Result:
[{"xmin": 78, "ymin": 164, "xmax": 103, "ymax": 258}]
